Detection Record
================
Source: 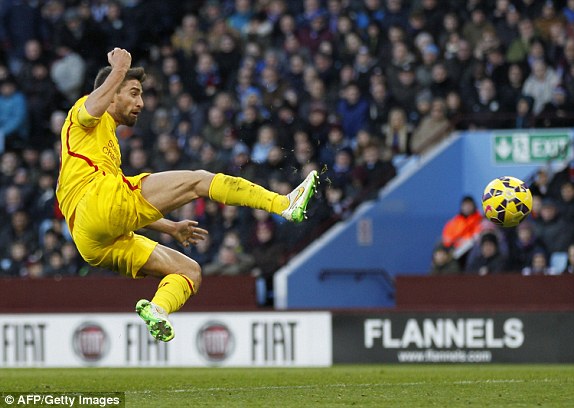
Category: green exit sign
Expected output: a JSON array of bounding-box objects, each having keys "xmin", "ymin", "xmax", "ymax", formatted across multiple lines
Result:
[{"xmin": 493, "ymin": 132, "xmax": 571, "ymax": 164}]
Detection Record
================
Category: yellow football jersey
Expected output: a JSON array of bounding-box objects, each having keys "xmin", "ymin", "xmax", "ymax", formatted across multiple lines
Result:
[{"xmin": 56, "ymin": 96, "xmax": 123, "ymax": 221}]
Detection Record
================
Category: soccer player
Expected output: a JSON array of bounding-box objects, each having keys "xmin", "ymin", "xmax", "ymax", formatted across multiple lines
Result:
[{"xmin": 56, "ymin": 48, "xmax": 318, "ymax": 342}]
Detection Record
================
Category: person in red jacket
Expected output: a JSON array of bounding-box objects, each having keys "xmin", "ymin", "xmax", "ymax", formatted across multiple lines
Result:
[{"xmin": 442, "ymin": 195, "xmax": 484, "ymax": 251}]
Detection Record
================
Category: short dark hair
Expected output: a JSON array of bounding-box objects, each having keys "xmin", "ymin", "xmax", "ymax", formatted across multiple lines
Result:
[{"xmin": 93, "ymin": 66, "xmax": 146, "ymax": 90}]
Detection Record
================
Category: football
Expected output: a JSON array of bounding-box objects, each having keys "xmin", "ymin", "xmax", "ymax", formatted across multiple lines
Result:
[{"xmin": 482, "ymin": 176, "xmax": 533, "ymax": 227}]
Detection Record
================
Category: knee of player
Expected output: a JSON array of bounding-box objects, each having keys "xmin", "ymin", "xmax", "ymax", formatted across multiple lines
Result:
[{"xmin": 181, "ymin": 258, "xmax": 202, "ymax": 292}]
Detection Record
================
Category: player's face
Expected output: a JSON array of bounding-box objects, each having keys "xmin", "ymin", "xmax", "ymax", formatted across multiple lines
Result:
[{"xmin": 112, "ymin": 79, "xmax": 144, "ymax": 127}]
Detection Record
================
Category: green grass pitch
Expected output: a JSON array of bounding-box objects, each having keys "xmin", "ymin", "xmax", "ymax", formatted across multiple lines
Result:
[{"xmin": 2, "ymin": 365, "xmax": 573, "ymax": 407}]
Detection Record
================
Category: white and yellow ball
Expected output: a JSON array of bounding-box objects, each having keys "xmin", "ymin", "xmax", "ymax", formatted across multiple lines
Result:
[{"xmin": 482, "ymin": 176, "xmax": 532, "ymax": 228}]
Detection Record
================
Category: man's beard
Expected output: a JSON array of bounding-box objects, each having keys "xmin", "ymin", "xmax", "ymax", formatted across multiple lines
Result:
[{"xmin": 119, "ymin": 112, "xmax": 137, "ymax": 127}]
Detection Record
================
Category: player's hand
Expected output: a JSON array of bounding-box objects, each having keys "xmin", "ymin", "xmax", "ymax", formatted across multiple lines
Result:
[
  {"xmin": 172, "ymin": 220, "xmax": 208, "ymax": 247},
  {"xmin": 107, "ymin": 47, "xmax": 131, "ymax": 71}
]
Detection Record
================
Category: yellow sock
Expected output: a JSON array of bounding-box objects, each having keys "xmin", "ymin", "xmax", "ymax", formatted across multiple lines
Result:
[
  {"xmin": 151, "ymin": 274, "xmax": 196, "ymax": 314},
  {"xmin": 208, "ymin": 173, "xmax": 289, "ymax": 215}
]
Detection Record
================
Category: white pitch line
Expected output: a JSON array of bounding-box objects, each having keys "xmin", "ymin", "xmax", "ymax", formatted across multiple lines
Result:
[
  {"xmin": 126, "ymin": 382, "xmax": 425, "ymax": 394},
  {"xmin": 125, "ymin": 378, "xmax": 563, "ymax": 395}
]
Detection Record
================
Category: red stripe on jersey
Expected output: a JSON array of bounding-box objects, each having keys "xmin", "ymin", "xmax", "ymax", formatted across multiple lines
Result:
[
  {"xmin": 66, "ymin": 116, "xmax": 99, "ymax": 173},
  {"xmin": 122, "ymin": 174, "xmax": 139, "ymax": 190}
]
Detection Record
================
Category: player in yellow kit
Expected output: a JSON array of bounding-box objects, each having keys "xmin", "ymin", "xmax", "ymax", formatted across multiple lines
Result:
[{"xmin": 56, "ymin": 48, "xmax": 318, "ymax": 342}]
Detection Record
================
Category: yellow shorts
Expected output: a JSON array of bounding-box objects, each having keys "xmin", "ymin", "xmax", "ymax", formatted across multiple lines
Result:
[{"xmin": 71, "ymin": 172, "xmax": 163, "ymax": 278}]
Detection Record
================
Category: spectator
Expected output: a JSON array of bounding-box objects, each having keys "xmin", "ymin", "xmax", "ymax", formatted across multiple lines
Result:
[
  {"xmin": 364, "ymin": 21, "xmax": 385, "ymax": 58},
  {"xmin": 42, "ymin": 250, "xmax": 66, "ymax": 277},
  {"xmin": 445, "ymin": 90, "xmax": 470, "ymax": 130},
  {"xmin": 429, "ymin": 61, "xmax": 457, "ymax": 99},
  {"xmin": 381, "ymin": 107, "xmax": 413, "ymax": 156},
  {"xmin": 562, "ymin": 242, "xmax": 574, "ymax": 274},
  {"xmin": 517, "ymin": 0, "xmax": 544, "ymax": 20},
  {"xmin": 203, "ymin": 235, "xmax": 255, "ymax": 276},
  {"xmin": 213, "ymin": 33, "xmax": 242, "ymax": 89},
  {"xmin": 0, "ymin": 0, "xmax": 46, "ymax": 74},
  {"xmin": 171, "ymin": 14, "xmax": 203, "ymax": 60},
  {"xmin": 463, "ymin": 5, "xmax": 495, "ymax": 49},
  {"xmin": 499, "ymin": 63, "xmax": 527, "ymax": 113},
  {"xmin": 545, "ymin": 20, "xmax": 568, "ymax": 64},
  {"xmin": 19, "ymin": 61, "xmax": 62, "ymax": 150},
  {"xmin": 1, "ymin": 184, "xmax": 25, "ymax": 217},
  {"xmin": 393, "ymin": 65, "xmax": 421, "ymax": 118},
  {"xmin": 187, "ymin": 232, "xmax": 216, "ymax": 267},
  {"xmin": 564, "ymin": 0, "xmax": 574, "ymax": 23},
  {"xmin": 465, "ymin": 232, "xmax": 508, "ymax": 275},
  {"xmin": 506, "ymin": 221, "xmax": 546, "ymax": 272},
  {"xmin": 410, "ymin": 88, "xmax": 433, "ymax": 126},
  {"xmin": 0, "ymin": 152, "xmax": 20, "ymax": 191},
  {"xmin": 441, "ymin": 195, "xmax": 484, "ymax": 251},
  {"xmin": 416, "ymin": 44, "xmax": 440, "ymax": 89},
  {"xmin": 512, "ymin": 94, "xmax": 536, "ymax": 129},
  {"xmin": 495, "ymin": 4, "xmax": 521, "ymax": 50},
  {"xmin": 354, "ymin": 46, "xmax": 377, "ymax": 94},
  {"xmin": 506, "ymin": 18, "xmax": 539, "ymax": 64},
  {"xmin": 445, "ymin": 39, "xmax": 476, "ymax": 86},
  {"xmin": 0, "ymin": 210, "xmax": 37, "ymax": 258},
  {"xmin": 306, "ymin": 102, "xmax": 330, "ymax": 147},
  {"xmin": 319, "ymin": 122, "xmax": 351, "ymax": 167},
  {"xmin": 228, "ymin": 0, "xmax": 254, "ymax": 35},
  {"xmin": 31, "ymin": 171, "xmax": 57, "ymax": 222},
  {"xmin": 300, "ymin": 77, "xmax": 331, "ymax": 120},
  {"xmin": 351, "ymin": 142, "xmax": 396, "ymax": 202},
  {"xmin": 172, "ymin": 92, "xmax": 206, "ymax": 138},
  {"xmin": 410, "ymin": 98, "xmax": 453, "ymax": 155},
  {"xmin": 533, "ymin": 198, "xmax": 574, "ymax": 254},
  {"xmin": 534, "ymin": 0, "xmax": 566, "ymax": 42},
  {"xmin": 49, "ymin": 45, "xmax": 86, "ymax": 106},
  {"xmin": 388, "ymin": 37, "xmax": 416, "ymax": 77},
  {"xmin": 123, "ymin": 148, "xmax": 151, "ymax": 176},
  {"xmin": 0, "ymin": 241, "xmax": 28, "ymax": 277},
  {"xmin": 557, "ymin": 180, "xmax": 574, "ymax": 223},
  {"xmin": 537, "ymin": 85, "xmax": 572, "ymax": 128},
  {"xmin": 368, "ymin": 79, "xmax": 394, "ymax": 132},
  {"xmin": 202, "ymin": 106, "xmax": 231, "ymax": 149},
  {"xmin": 439, "ymin": 12, "xmax": 462, "ymax": 53},
  {"xmin": 430, "ymin": 244, "xmax": 461, "ymax": 275},
  {"xmin": 60, "ymin": 240, "xmax": 87, "ymax": 276},
  {"xmin": 190, "ymin": 52, "xmax": 222, "ymax": 103},
  {"xmin": 418, "ymin": 0, "xmax": 445, "ymax": 38},
  {"xmin": 529, "ymin": 168, "xmax": 552, "ymax": 198},
  {"xmin": 250, "ymin": 219, "xmax": 284, "ymax": 287},
  {"xmin": 251, "ymin": 125, "xmax": 276, "ymax": 164},
  {"xmin": 323, "ymin": 181, "xmax": 352, "ymax": 222},
  {"xmin": 191, "ymin": 142, "xmax": 227, "ymax": 174},
  {"xmin": 0, "ymin": 77, "xmax": 28, "ymax": 153},
  {"xmin": 522, "ymin": 59, "xmax": 561, "ymax": 114},
  {"xmin": 468, "ymin": 78, "xmax": 502, "ymax": 129},
  {"xmin": 521, "ymin": 249, "xmax": 558, "ymax": 275},
  {"xmin": 325, "ymin": 148, "xmax": 354, "ymax": 191},
  {"xmin": 297, "ymin": 12, "xmax": 333, "ymax": 55},
  {"xmin": 259, "ymin": 65, "xmax": 289, "ymax": 112}
]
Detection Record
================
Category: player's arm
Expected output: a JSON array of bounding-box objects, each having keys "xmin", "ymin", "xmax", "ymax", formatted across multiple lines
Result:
[
  {"xmin": 84, "ymin": 48, "xmax": 132, "ymax": 118},
  {"xmin": 146, "ymin": 219, "xmax": 208, "ymax": 247}
]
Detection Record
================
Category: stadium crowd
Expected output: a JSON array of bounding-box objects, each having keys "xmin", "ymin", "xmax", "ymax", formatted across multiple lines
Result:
[{"xmin": 1, "ymin": 0, "xmax": 574, "ymax": 293}]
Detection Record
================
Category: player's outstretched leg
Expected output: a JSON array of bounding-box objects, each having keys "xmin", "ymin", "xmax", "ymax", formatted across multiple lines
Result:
[
  {"xmin": 136, "ymin": 299, "xmax": 174, "ymax": 342},
  {"xmin": 281, "ymin": 170, "xmax": 319, "ymax": 222},
  {"xmin": 209, "ymin": 170, "xmax": 319, "ymax": 222}
]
